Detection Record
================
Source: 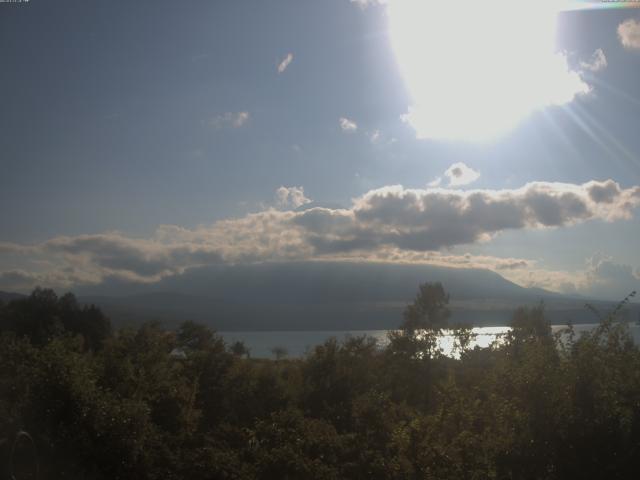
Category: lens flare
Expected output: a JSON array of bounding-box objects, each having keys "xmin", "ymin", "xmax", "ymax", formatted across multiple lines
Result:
[{"xmin": 388, "ymin": 0, "xmax": 593, "ymax": 141}]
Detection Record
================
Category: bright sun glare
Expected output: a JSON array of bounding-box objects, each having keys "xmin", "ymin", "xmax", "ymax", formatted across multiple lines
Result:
[{"xmin": 388, "ymin": 0, "xmax": 590, "ymax": 142}]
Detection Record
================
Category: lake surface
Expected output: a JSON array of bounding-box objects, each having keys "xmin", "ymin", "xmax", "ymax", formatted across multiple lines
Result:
[{"xmin": 220, "ymin": 323, "xmax": 640, "ymax": 359}]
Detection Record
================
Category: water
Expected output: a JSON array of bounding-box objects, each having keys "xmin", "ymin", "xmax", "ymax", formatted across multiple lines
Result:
[{"xmin": 220, "ymin": 323, "xmax": 640, "ymax": 359}]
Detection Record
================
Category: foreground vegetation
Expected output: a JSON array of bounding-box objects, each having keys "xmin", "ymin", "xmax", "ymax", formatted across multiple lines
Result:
[{"xmin": 1, "ymin": 285, "xmax": 639, "ymax": 479}]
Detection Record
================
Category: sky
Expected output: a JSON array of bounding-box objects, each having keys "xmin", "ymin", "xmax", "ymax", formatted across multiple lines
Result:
[{"xmin": 1, "ymin": 0, "xmax": 640, "ymax": 300}]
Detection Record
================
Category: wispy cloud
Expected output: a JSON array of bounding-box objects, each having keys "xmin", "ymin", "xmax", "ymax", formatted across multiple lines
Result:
[
  {"xmin": 444, "ymin": 162, "xmax": 480, "ymax": 187},
  {"xmin": 350, "ymin": 0, "xmax": 387, "ymax": 8},
  {"xmin": 580, "ymin": 48, "xmax": 607, "ymax": 72},
  {"xmin": 277, "ymin": 52, "xmax": 294, "ymax": 73},
  {"xmin": 367, "ymin": 129, "xmax": 381, "ymax": 144},
  {"xmin": 210, "ymin": 111, "xmax": 250, "ymax": 129},
  {"xmin": 618, "ymin": 18, "xmax": 640, "ymax": 49},
  {"xmin": 275, "ymin": 186, "xmax": 312, "ymax": 209},
  {"xmin": 339, "ymin": 117, "xmax": 358, "ymax": 133}
]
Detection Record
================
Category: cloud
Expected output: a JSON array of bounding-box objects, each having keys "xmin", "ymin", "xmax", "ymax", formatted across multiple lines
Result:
[
  {"xmin": 585, "ymin": 254, "xmax": 640, "ymax": 300},
  {"xmin": 210, "ymin": 111, "xmax": 250, "ymax": 129},
  {"xmin": 1, "ymin": 180, "xmax": 638, "ymax": 293},
  {"xmin": 367, "ymin": 129, "xmax": 381, "ymax": 143},
  {"xmin": 277, "ymin": 53, "xmax": 294, "ymax": 74},
  {"xmin": 40, "ymin": 233, "xmax": 224, "ymax": 282},
  {"xmin": 339, "ymin": 117, "xmax": 358, "ymax": 133},
  {"xmin": 318, "ymin": 247, "xmax": 534, "ymax": 272},
  {"xmin": 0, "ymin": 270, "xmax": 50, "ymax": 290},
  {"xmin": 350, "ymin": 0, "xmax": 387, "ymax": 8},
  {"xmin": 618, "ymin": 18, "xmax": 640, "ymax": 50},
  {"xmin": 322, "ymin": 180, "xmax": 639, "ymax": 253},
  {"xmin": 0, "ymin": 268, "xmax": 98, "ymax": 292},
  {"xmin": 517, "ymin": 253, "xmax": 640, "ymax": 299},
  {"xmin": 580, "ymin": 48, "xmax": 607, "ymax": 72},
  {"xmin": 0, "ymin": 242, "xmax": 36, "ymax": 255},
  {"xmin": 444, "ymin": 162, "xmax": 480, "ymax": 187},
  {"xmin": 587, "ymin": 179, "xmax": 621, "ymax": 204},
  {"xmin": 275, "ymin": 186, "xmax": 312, "ymax": 209},
  {"xmin": 494, "ymin": 259, "xmax": 529, "ymax": 271}
]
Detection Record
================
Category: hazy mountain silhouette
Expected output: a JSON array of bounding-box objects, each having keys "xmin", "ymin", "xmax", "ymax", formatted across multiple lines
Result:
[
  {"xmin": 75, "ymin": 262, "xmax": 634, "ymax": 331},
  {"xmin": 0, "ymin": 291, "xmax": 26, "ymax": 303}
]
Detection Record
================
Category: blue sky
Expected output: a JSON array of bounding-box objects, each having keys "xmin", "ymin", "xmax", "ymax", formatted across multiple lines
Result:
[{"xmin": 1, "ymin": 0, "xmax": 640, "ymax": 299}]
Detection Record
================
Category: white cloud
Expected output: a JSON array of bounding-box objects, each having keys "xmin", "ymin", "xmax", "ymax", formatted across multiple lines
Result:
[
  {"xmin": 275, "ymin": 186, "xmax": 312, "ymax": 210},
  {"xmin": 339, "ymin": 117, "xmax": 358, "ymax": 133},
  {"xmin": 277, "ymin": 53, "xmax": 294, "ymax": 73},
  {"xmin": 462, "ymin": 252, "xmax": 640, "ymax": 297},
  {"xmin": 618, "ymin": 18, "xmax": 640, "ymax": 50},
  {"xmin": 427, "ymin": 177, "xmax": 442, "ymax": 188},
  {"xmin": 580, "ymin": 48, "xmax": 607, "ymax": 72},
  {"xmin": 210, "ymin": 111, "xmax": 250, "ymax": 129},
  {"xmin": 510, "ymin": 266, "xmax": 587, "ymax": 295},
  {"xmin": 584, "ymin": 253, "xmax": 640, "ymax": 300},
  {"xmin": 350, "ymin": 0, "xmax": 387, "ymax": 8},
  {"xmin": 367, "ymin": 129, "xmax": 381, "ymax": 143},
  {"xmin": 2, "ymin": 179, "xmax": 638, "ymax": 292},
  {"xmin": 444, "ymin": 162, "xmax": 480, "ymax": 187}
]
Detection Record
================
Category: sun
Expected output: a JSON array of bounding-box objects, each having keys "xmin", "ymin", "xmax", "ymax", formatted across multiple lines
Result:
[{"xmin": 387, "ymin": 0, "xmax": 590, "ymax": 142}]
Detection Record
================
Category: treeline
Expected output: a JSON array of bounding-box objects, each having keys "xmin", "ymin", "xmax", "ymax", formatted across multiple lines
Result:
[{"xmin": 1, "ymin": 285, "xmax": 639, "ymax": 479}]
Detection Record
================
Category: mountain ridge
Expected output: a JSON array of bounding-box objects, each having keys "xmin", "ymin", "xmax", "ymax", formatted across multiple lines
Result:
[
  {"xmin": 75, "ymin": 262, "xmax": 629, "ymax": 330},
  {"xmin": 5, "ymin": 262, "xmax": 636, "ymax": 331}
]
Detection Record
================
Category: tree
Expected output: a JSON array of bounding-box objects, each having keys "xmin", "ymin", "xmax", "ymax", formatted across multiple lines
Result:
[
  {"xmin": 58, "ymin": 293, "xmax": 111, "ymax": 350},
  {"xmin": 0, "ymin": 288, "xmax": 62, "ymax": 346},
  {"xmin": 1, "ymin": 285, "xmax": 639, "ymax": 478},
  {"xmin": 271, "ymin": 346, "xmax": 288, "ymax": 361},
  {"xmin": 230, "ymin": 340, "xmax": 250, "ymax": 358},
  {"xmin": 401, "ymin": 282, "xmax": 450, "ymax": 333},
  {"xmin": 509, "ymin": 303, "xmax": 551, "ymax": 343},
  {"xmin": 176, "ymin": 320, "xmax": 215, "ymax": 351},
  {"xmin": 388, "ymin": 282, "xmax": 451, "ymax": 362},
  {"xmin": 0, "ymin": 288, "xmax": 111, "ymax": 350}
]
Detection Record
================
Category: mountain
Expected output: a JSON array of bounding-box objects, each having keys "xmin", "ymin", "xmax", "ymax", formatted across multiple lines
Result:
[
  {"xmin": 75, "ymin": 261, "xmax": 635, "ymax": 331},
  {"xmin": 82, "ymin": 261, "xmax": 551, "ymax": 301},
  {"xmin": 0, "ymin": 291, "xmax": 26, "ymax": 303}
]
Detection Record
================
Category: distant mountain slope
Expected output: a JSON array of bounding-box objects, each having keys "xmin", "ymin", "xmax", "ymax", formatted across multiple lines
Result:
[
  {"xmin": 86, "ymin": 261, "xmax": 555, "ymax": 301},
  {"xmin": 0, "ymin": 291, "xmax": 26, "ymax": 303},
  {"xmin": 76, "ymin": 261, "xmax": 636, "ymax": 331}
]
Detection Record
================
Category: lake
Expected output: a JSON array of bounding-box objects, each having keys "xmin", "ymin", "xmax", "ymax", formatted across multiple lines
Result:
[{"xmin": 220, "ymin": 323, "xmax": 640, "ymax": 359}]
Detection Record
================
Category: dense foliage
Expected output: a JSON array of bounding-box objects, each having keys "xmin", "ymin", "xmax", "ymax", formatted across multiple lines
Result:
[{"xmin": 1, "ymin": 285, "xmax": 639, "ymax": 479}]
